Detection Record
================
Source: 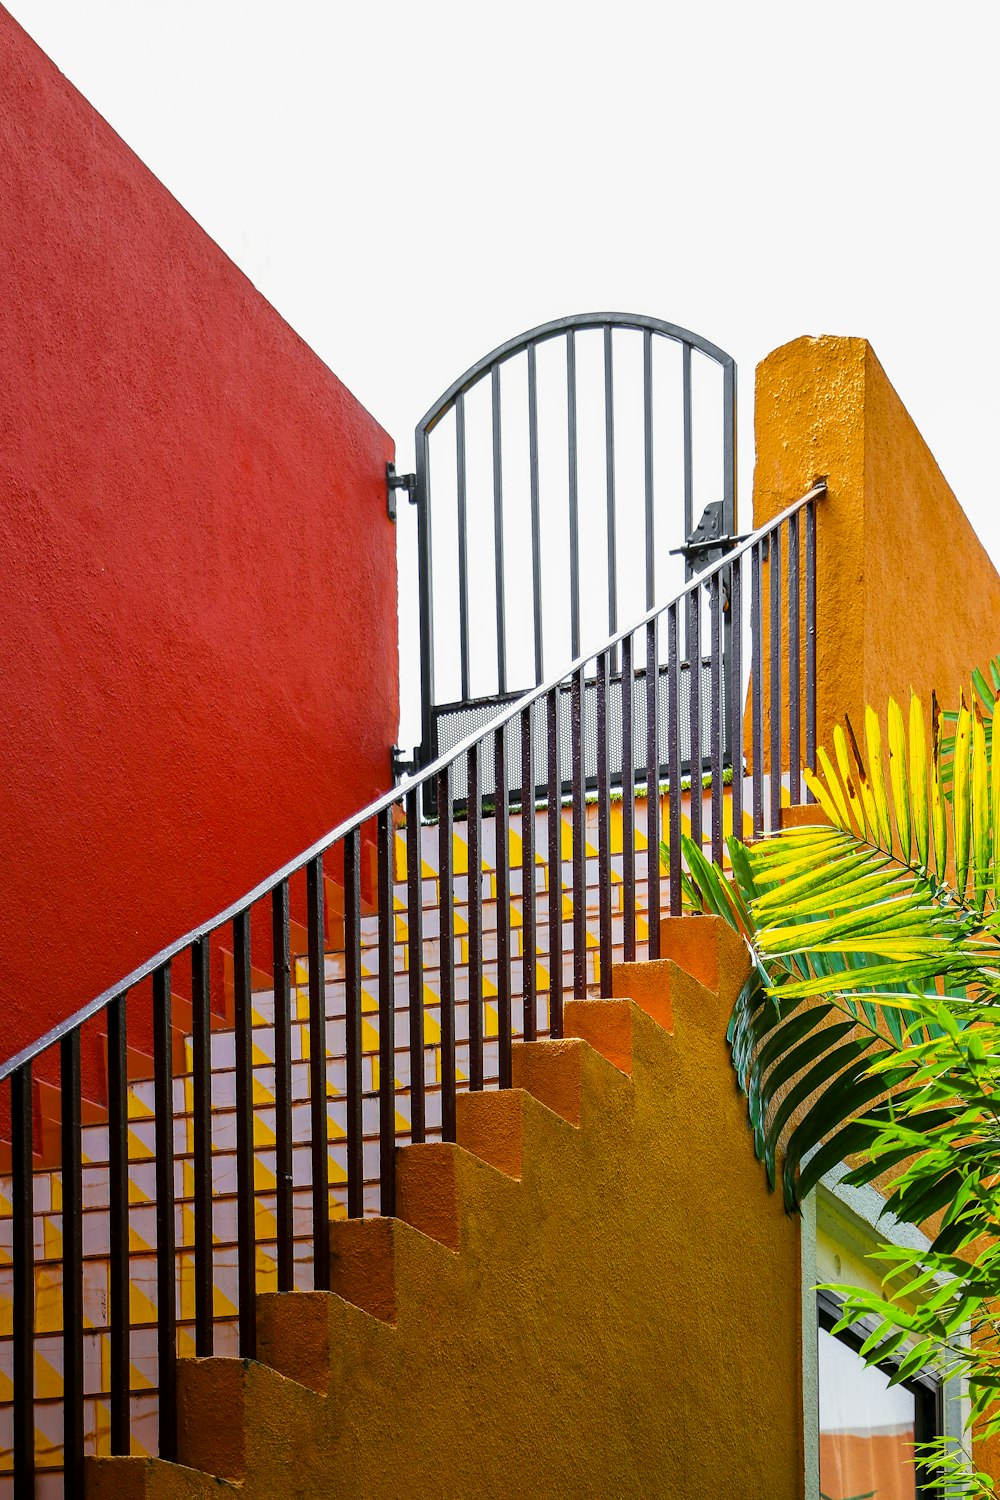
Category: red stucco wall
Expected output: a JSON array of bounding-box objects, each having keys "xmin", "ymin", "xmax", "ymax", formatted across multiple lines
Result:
[{"xmin": 0, "ymin": 7, "xmax": 398, "ymax": 1096}]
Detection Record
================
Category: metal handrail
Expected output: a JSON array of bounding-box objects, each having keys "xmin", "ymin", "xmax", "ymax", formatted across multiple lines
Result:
[{"xmin": 0, "ymin": 480, "xmax": 825, "ymax": 1083}]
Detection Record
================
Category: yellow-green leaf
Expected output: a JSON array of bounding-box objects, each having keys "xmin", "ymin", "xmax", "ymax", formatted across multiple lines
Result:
[
  {"xmin": 865, "ymin": 706, "xmax": 893, "ymax": 850},
  {"xmin": 909, "ymin": 693, "xmax": 929, "ymax": 871},
  {"xmin": 834, "ymin": 724, "xmax": 868, "ymax": 839},
  {"xmin": 954, "ymin": 701, "xmax": 972, "ymax": 900},
  {"xmin": 972, "ymin": 702, "xmax": 989, "ymax": 912},
  {"xmin": 887, "ymin": 697, "xmax": 911, "ymax": 865}
]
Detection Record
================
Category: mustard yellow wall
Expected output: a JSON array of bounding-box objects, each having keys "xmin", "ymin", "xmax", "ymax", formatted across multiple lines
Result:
[
  {"xmin": 88, "ymin": 921, "xmax": 803, "ymax": 1500},
  {"xmin": 753, "ymin": 335, "xmax": 1000, "ymax": 751}
]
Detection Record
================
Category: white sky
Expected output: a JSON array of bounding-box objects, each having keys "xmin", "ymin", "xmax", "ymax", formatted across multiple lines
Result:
[{"xmin": 8, "ymin": 1, "xmax": 999, "ymax": 745}]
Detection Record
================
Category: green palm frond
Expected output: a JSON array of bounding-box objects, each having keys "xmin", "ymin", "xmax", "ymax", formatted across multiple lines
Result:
[{"xmin": 711, "ymin": 664, "xmax": 1000, "ymax": 1496}]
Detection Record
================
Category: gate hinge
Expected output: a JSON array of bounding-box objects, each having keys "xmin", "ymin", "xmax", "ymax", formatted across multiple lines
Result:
[
  {"xmin": 386, "ymin": 463, "xmax": 417, "ymax": 522},
  {"xmin": 392, "ymin": 745, "xmax": 417, "ymax": 781}
]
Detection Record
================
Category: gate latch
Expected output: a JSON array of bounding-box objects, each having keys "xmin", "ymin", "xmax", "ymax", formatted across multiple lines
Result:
[
  {"xmin": 387, "ymin": 463, "xmax": 417, "ymax": 522},
  {"xmin": 670, "ymin": 501, "xmax": 743, "ymax": 569}
]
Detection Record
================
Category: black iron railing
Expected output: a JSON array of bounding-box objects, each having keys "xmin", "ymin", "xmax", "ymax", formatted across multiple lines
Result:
[{"xmin": 0, "ymin": 482, "xmax": 822, "ymax": 1495}]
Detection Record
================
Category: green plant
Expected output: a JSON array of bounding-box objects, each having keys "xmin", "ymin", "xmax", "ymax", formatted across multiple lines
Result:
[{"xmin": 683, "ymin": 662, "xmax": 1000, "ymax": 1495}]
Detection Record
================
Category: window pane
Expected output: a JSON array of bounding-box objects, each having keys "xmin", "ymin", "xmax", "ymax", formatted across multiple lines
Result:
[{"xmin": 818, "ymin": 1327, "xmax": 916, "ymax": 1500}]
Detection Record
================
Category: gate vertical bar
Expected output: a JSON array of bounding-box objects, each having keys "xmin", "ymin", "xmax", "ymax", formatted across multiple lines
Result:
[
  {"xmin": 307, "ymin": 855, "xmax": 330, "ymax": 1289},
  {"xmin": 528, "ymin": 342, "xmax": 543, "ymax": 684},
  {"xmin": 604, "ymin": 324, "xmax": 618, "ymax": 669},
  {"xmin": 152, "ymin": 963, "xmax": 176, "ymax": 1461},
  {"xmin": 621, "ymin": 632, "xmax": 636, "ymax": 961},
  {"xmin": 643, "ymin": 328, "xmax": 655, "ymax": 608},
  {"xmin": 646, "ymin": 618, "xmax": 661, "ymax": 955},
  {"xmin": 546, "ymin": 687, "xmax": 563, "ymax": 1037},
  {"xmin": 377, "ymin": 810, "xmax": 396, "ymax": 1215},
  {"xmin": 682, "ymin": 342, "xmax": 693, "ymax": 544},
  {"xmin": 406, "ymin": 787, "xmax": 426, "ymax": 1140},
  {"xmin": 233, "ymin": 910, "xmax": 256, "ymax": 1357},
  {"xmin": 192, "ymin": 936, "xmax": 214, "ymax": 1352},
  {"xmin": 438, "ymin": 767, "xmax": 457, "ymax": 1141},
  {"xmin": 107, "ymin": 994, "xmax": 130, "ymax": 1451},
  {"xmin": 414, "ymin": 424, "xmax": 435, "ymax": 765},
  {"xmin": 344, "ymin": 829, "xmax": 364, "ymax": 1217},
  {"xmin": 495, "ymin": 723, "xmax": 512, "ymax": 1087},
  {"xmin": 492, "ymin": 364, "xmax": 507, "ymax": 696},
  {"xmin": 11, "ymin": 1062, "xmax": 34, "ymax": 1497},
  {"xmin": 521, "ymin": 705, "xmax": 537, "ymax": 1041},
  {"xmin": 272, "ymin": 881, "xmax": 294, "ymax": 1291},
  {"xmin": 567, "ymin": 330, "xmax": 581, "ymax": 659},
  {"xmin": 455, "ymin": 392, "xmax": 471, "ymax": 702}
]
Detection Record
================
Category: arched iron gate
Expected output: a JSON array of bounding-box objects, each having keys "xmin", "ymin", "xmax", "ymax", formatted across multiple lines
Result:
[{"xmin": 398, "ymin": 312, "xmax": 737, "ymax": 794}]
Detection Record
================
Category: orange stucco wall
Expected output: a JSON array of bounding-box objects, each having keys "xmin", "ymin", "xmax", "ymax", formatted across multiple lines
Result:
[
  {"xmin": 88, "ymin": 921, "xmax": 803, "ymax": 1499},
  {"xmin": 753, "ymin": 335, "xmax": 1000, "ymax": 751}
]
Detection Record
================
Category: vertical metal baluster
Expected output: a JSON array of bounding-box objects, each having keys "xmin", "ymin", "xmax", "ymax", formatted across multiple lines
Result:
[
  {"xmin": 805, "ymin": 501, "xmax": 817, "ymax": 802},
  {"xmin": 521, "ymin": 705, "xmax": 537, "ymax": 1041},
  {"xmin": 546, "ymin": 687, "xmax": 563, "ymax": 1037},
  {"xmin": 788, "ymin": 511, "xmax": 801, "ymax": 807},
  {"xmin": 191, "ymin": 938, "xmax": 213, "ymax": 1353},
  {"xmin": 730, "ymin": 554, "xmax": 744, "ymax": 843},
  {"xmin": 152, "ymin": 964, "xmax": 176, "ymax": 1460},
  {"xmin": 345, "ymin": 831, "xmax": 363, "ymax": 1217},
  {"xmin": 688, "ymin": 586, "xmax": 702, "ymax": 851},
  {"xmin": 528, "ymin": 342, "xmax": 543, "ymax": 684},
  {"xmin": 492, "ymin": 364, "xmax": 507, "ymax": 697},
  {"xmin": 646, "ymin": 619, "xmax": 661, "ymax": 955},
  {"xmin": 667, "ymin": 605, "xmax": 682, "ymax": 917},
  {"xmin": 604, "ymin": 325, "xmax": 618, "ymax": 674},
  {"xmin": 456, "ymin": 390, "xmax": 471, "ymax": 703},
  {"xmin": 571, "ymin": 667, "xmax": 587, "ymax": 995},
  {"xmin": 567, "ymin": 330, "xmax": 581, "ymax": 660},
  {"xmin": 307, "ymin": 855, "xmax": 330, "ymax": 1289},
  {"xmin": 769, "ymin": 526, "xmax": 783, "ymax": 831},
  {"xmin": 468, "ymin": 744, "xmax": 484, "ymax": 1088},
  {"xmin": 272, "ymin": 883, "xmax": 293, "ymax": 1291},
  {"xmin": 495, "ymin": 722, "xmax": 512, "ymax": 1087},
  {"xmin": 11, "ymin": 1062, "xmax": 34, "ymax": 1497},
  {"xmin": 622, "ymin": 633, "xmax": 636, "ymax": 960},
  {"xmin": 107, "ymin": 994, "xmax": 130, "ymax": 1450},
  {"xmin": 377, "ymin": 812, "xmax": 396, "ymax": 1215},
  {"xmin": 61, "ymin": 1031, "xmax": 84, "ymax": 1494},
  {"xmin": 710, "ymin": 574, "xmax": 724, "ymax": 865},
  {"xmin": 438, "ymin": 768, "xmax": 456, "ymax": 1141},
  {"xmin": 751, "ymin": 543, "xmax": 764, "ymax": 836},
  {"xmin": 643, "ymin": 327, "xmax": 655, "ymax": 608},
  {"xmin": 596, "ymin": 651, "xmax": 613, "ymax": 997},
  {"xmin": 682, "ymin": 343, "xmax": 693, "ymax": 545},
  {"xmin": 405, "ymin": 788, "xmax": 426, "ymax": 1140},
  {"xmin": 233, "ymin": 912, "xmax": 256, "ymax": 1356}
]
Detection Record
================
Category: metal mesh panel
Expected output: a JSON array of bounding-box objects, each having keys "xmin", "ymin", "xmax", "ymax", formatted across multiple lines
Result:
[{"xmin": 432, "ymin": 657, "xmax": 726, "ymax": 804}]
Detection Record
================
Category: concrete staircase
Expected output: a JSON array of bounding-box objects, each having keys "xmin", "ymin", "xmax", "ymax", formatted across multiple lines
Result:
[
  {"xmin": 0, "ymin": 786, "xmax": 756, "ymax": 1494},
  {"xmin": 85, "ymin": 914, "xmax": 802, "ymax": 1500}
]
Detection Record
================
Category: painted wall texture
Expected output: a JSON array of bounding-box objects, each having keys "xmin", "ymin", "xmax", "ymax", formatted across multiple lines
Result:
[
  {"xmin": 0, "ymin": 7, "xmax": 398, "ymax": 1095},
  {"xmin": 89, "ymin": 918, "xmax": 804, "ymax": 1499},
  {"xmin": 752, "ymin": 335, "xmax": 1000, "ymax": 752}
]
